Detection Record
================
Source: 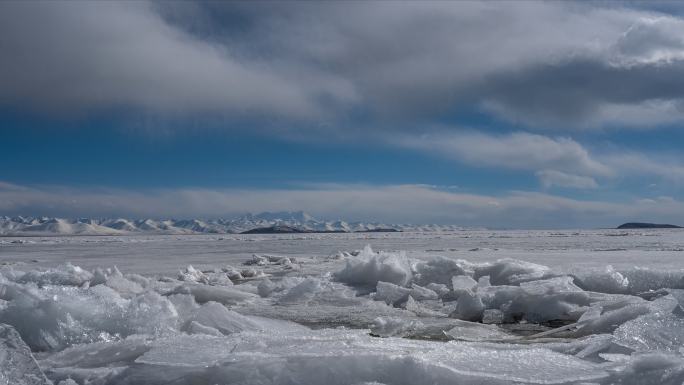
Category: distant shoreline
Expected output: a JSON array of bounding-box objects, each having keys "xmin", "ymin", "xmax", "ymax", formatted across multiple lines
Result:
[{"xmin": 616, "ymin": 222, "xmax": 682, "ymax": 229}]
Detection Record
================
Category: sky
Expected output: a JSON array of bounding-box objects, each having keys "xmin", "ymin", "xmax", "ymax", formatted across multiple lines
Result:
[{"xmin": 2, "ymin": 1, "xmax": 684, "ymax": 228}]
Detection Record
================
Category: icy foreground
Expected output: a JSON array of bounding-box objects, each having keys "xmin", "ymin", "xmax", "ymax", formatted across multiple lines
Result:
[{"xmin": 3, "ymin": 246, "xmax": 684, "ymax": 384}]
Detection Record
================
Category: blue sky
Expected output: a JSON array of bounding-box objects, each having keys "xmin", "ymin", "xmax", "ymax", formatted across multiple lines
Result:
[{"xmin": 2, "ymin": 1, "xmax": 684, "ymax": 227}]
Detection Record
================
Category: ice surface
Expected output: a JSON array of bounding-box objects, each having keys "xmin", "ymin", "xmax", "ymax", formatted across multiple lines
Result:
[
  {"xmin": 604, "ymin": 353, "xmax": 684, "ymax": 385},
  {"xmin": 2, "ymin": 230, "xmax": 684, "ymax": 384},
  {"xmin": 611, "ymin": 294, "xmax": 684, "ymax": 353},
  {"xmin": 123, "ymin": 329, "xmax": 610, "ymax": 384}
]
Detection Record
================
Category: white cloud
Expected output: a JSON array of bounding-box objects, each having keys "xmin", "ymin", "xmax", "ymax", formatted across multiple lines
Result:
[
  {"xmin": 536, "ymin": 170, "xmax": 598, "ymax": 189},
  {"xmin": 393, "ymin": 130, "xmax": 684, "ymax": 189},
  {"xmin": 2, "ymin": 181, "xmax": 684, "ymax": 228},
  {"xmin": 395, "ymin": 131, "xmax": 613, "ymax": 179},
  {"xmin": 603, "ymin": 152, "xmax": 684, "ymax": 183},
  {"xmin": 610, "ymin": 16, "xmax": 684, "ymax": 67}
]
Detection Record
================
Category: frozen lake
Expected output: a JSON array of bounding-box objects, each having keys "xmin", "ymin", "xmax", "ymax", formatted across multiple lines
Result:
[
  {"xmin": 2, "ymin": 228, "xmax": 684, "ymax": 274},
  {"xmin": 3, "ymin": 229, "xmax": 684, "ymax": 384}
]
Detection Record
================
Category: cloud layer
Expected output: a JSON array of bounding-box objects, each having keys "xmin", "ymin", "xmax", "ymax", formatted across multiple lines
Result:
[
  {"xmin": 397, "ymin": 131, "xmax": 611, "ymax": 185},
  {"xmin": 3, "ymin": 181, "xmax": 684, "ymax": 228},
  {"xmin": 2, "ymin": 1, "xmax": 684, "ymax": 225},
  {"xmin": 3, "ymin": 1, "xmax": 684, "ymax": 127}
]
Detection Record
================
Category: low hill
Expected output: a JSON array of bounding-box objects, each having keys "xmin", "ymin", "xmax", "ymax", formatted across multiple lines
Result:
[
  {"xmin": 240, "ymin": 225, "xmax": 310, "ymax": 234},
  {"xmin": 617, "ymin": 222, "xmax": 682, "ymax": 229}
]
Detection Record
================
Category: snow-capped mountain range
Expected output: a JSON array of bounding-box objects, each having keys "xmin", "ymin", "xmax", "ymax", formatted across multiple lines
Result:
[{"xmin": 0, "ymin": 211, "xmax": 466, "ymax": 236}]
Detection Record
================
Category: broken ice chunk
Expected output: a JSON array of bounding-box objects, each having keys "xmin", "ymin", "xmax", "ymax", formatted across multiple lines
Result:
[
  {"xmin": 443, "ymin": 320, "xmax": 514, "ymax": 341},
  {"xmin": 19, "ymin": 263, "xmax": 93, "ymax": 286},
  {"xmin": 477, "ymin": 275, "xmax": 491, "ymax": 288},
  {"xmin": 613, "ymin": 301, "xmax": 684, "ymax": 352},
  {"xmin": 409, "ymin": 283, "xmax": 439, "ymax": 301},
  {"xmin": 574, "ymin": 265, "xmax": 630, "ymax": 294},
  {"xmin": 576, "ymin": 302, "xmax": 650, "ymax": 337},
  {"xmin": 335, "ymin": 246, "xmax": 412, "ymax": 287},
  {"xmin": 184, "ymin": 320, "xmax": 222, "ymax": 336},
  {"xmin": 370, "ymin": 317, "xmax": 423, "ymax": 337},
  {"xmin": 482, "ymin": 309, "xmax": 504, "ymax": 324},
  {"xmin": 450, "ymin": 290, "xmax": 485, "ymax": 322},
  {"xmin": 0, "ymin": 323, "xmax": 50, "ymax": 385},
  {"xmin": 474, "ymin": 258, "xmax": 550, "ymax": 285},
  {"xmin": 245, "ymin": 255, "xmax": 268, "ymax": 266},
  {"xmin": 519, "ymin": 276, "xmax": 583, "ymax": 294},
  {"xmin": 451, "ymin": 275, "xmax": 477, "ymax": 293},
  {"xmin": 425, "ymin": 283, "xmax": 450, "ymax": 297},
  {"xmin": 604, "ymin": 353, "xmax": 684, "ymax": 384},
  {"xmin": 181, "ymin": 302, "xmax": 262, "ymax": 335},
  {"xmin": 168, "ymin": 284, "xmax": 258, "ymax": 306},
  {"xmin": 402, "ymin": 296, "xmax": 446, "ymax": 317},
  {"xmin": 178, "ymin": 265, "xmax": 208, "ymax": 284},
  {"xmin": 104, "ymin": 274, "xmax": 145, "ymax": 298},
  {"xmin": 240, "ymin": 268, "xmax": 263, "ymax": 278},
  {"xmin": 257, "ymin": 278, "xmax": 277, "ymax": 298},
  {"xmin": 221, "ymin": 266, "xmax": 243, "ymax": 280},
  {"xmin": 374, "ymin": 281, "xmax": 410, "ymax": 306},
  {"xmin": 413, "ymin": 256, "xmax": 469, "ymax": 287},
  {"xmin": 278, "ymin": 278, "xmax": 323, "ymax": 305},
  {"xmin": 41, "ymin": 337, "xmax": 151, "ymax": 369}
]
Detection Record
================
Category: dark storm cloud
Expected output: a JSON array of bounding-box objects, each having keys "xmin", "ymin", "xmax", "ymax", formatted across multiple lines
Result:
[
  {"xmin": 482, "ymin": 59, "xmax": 684, "ymax": 127},
  {"xmin": 0, "ymin": 1, "xmax": 356, "ymax": 119},
  {"xmin": 2, "ymin": 1, "xmax": 684, "ymax": 128}
]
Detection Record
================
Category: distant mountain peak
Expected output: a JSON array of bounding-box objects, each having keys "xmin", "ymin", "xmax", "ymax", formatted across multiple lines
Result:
[{"xmin": 0, "ymin": 214, "xmax": 467, "ymax": 236}]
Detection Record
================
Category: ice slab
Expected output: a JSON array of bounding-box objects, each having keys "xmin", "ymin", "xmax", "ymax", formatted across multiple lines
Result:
[
  {"xmin": 120, "ymin": 329, "xmax": 609, "ymax": 384},
  {"xmin": 168, "ymin": 284, "xmax": 258, "ymax": 306},
  {"xmin": 335, "ymin": 246, "xmax": 412, "ymax": 287},
  {"xmin": 443, "ymin": 320, "xmax": 514, "ymax": 342},
  {"xmin": 18, "ymin": 263, "xmax": 93, "ymax": 286},
  {"xmin": 374, "ymin": 281, "xmax": 410, "ymax": 306},
  {"xmin": 474, "ymin": 259, "xmax": 551, "ymax": 285},
  {"xmin": 0, "ymin": 323, "xmax": 50, "ymax": 385},
  {"xmin": 413, "ymin": 256, "xmax": 469, "ymax": 287},
  {"xmin": 450, "ymin": 290, "xmax": 485, "ymax": 322}
]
